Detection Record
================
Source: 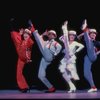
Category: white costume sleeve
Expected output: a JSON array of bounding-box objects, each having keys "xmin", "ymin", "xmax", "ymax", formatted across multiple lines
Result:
[
  {"xmin": 75, "ymin": 41, "xmax": 84, "ymax": 53},
  {"xmin": 59, "ymin": 35, "xmax": 64, "ymax": 42}
]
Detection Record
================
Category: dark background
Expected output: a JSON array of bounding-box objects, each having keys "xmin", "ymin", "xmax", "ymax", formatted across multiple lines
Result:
[{"xmin": 0, "ymin": 0, "xmax": 100, "ymax": 90}]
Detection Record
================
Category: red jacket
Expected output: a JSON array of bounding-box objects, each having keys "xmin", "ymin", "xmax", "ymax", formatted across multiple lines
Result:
[{"xmin": 11, "ymin": 31, "xmax": 34, "ymax": 62}]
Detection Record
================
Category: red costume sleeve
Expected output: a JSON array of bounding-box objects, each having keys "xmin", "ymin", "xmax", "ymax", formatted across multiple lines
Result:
[{"xmin": 11, "ymin": 31, "xmax": 22, "ymax": 47}]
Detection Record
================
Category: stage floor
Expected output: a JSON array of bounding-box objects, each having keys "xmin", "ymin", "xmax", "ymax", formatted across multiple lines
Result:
[{"xmin": 0, "ymin": 89, "xmax": 100, "ymax": 99}]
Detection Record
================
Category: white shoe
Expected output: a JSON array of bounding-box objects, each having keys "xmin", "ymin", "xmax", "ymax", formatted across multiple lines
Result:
[
  {"xmin": 88, "ymin": 88, "xmax": 97, "ymax": 93},
  {"xmin": 68, "ymin": 87, "xmax": 76, "ymax": 93},
  {"xmin": 81, "ymin": 19, "xmax": 87, "ymax": 30},
  {"xmin": 68, "ymin": 89, "xmax": 76, "ymax": 93}
]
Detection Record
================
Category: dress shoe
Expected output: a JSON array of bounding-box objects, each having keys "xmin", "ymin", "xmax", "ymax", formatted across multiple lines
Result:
[
  {"xmin": 68, "ymin": 87, "xmax": 76, "ymax": 93},
  {"xmin": 68, "ymin": 89, "xmax": 76, "ymax": 93},
  {"xmin": 45, "ymin": 87, "xmax": 56, "ymax": 93},
  {"xmin": 19, "ymin": 88, "xmax": 30, "ymax": 93},
  {"xmin": 88, "ymin": 88, "xmax": 97, "ymax": 93}
]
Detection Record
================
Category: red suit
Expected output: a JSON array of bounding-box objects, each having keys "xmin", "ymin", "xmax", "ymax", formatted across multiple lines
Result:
[{"xmin": 11, "ymin": 31, "xmax": 34, "ymax": 90}]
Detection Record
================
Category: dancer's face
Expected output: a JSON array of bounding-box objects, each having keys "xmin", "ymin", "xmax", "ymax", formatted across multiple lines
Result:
[
  {"xmin": 48, "ymin": 33, "xmax": 56, "ymax": 40},
  {"xmin": 23, "ymin": 32, "xmax": 30, "ymax": 40},
  {"xmin": 89, "ymin": 32, "xmax": 96, "ymax": 40},
  {"xmin": 69, "ymin": 34, "xmax": 75, "ymax": 41}
]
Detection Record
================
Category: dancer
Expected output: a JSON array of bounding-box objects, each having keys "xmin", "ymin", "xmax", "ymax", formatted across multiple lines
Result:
[
  {"xmin": 11, "ymin": 28, "xmax": 34, "ymax": 93},
  {"xmin": 81, "ymin": 19, "xmax": 100, "ymax": 92},
  {"xmin": 59, "ymin": 21, "xmax": 84, "ymax": 93},
  {"xmin": 29, "ymin": 21, "xmax": 62, "ymax": 93}
]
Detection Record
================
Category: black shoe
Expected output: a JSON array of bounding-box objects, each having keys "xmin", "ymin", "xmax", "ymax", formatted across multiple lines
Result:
[{"xmin": 19, "ymin": 88, "xmax": 30, "ymax": 93}]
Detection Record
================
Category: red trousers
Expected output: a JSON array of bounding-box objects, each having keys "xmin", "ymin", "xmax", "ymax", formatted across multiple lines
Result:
[{"xmin": 16, "ymin": 58, "xmax": 29, "ymax": 89}]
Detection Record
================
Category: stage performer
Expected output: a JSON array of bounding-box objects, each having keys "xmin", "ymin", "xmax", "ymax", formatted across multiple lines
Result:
[
  {"xmin": 29, "ymin": 20, "xmax": 62, "ymax": 93},
  {"xmin": 81, "ymin": 19, "xmax": 100, "ymax": 92},
  {"xmin": 11, "ymin": 28, "xmax": 34, "ymax": 93},
  {"xmin": 59, "ymin": 21, "xmax": 84, "ymax": 93}
]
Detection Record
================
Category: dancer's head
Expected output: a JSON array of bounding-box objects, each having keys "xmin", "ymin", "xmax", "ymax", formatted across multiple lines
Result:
[
  {"xmin": 89, "ymin": 29, "xmax": 97, "ymax": 40},
  {"xmin": 19, "ymin": 28, "xmax": 24, "ymax": 35},
  {"xmin": 47, "ymin": 30, "xmax": 57, "ymax": 40},
  {"xmin": 68, "ymin": 30, "xmax": 77, "ymax": 41}
]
